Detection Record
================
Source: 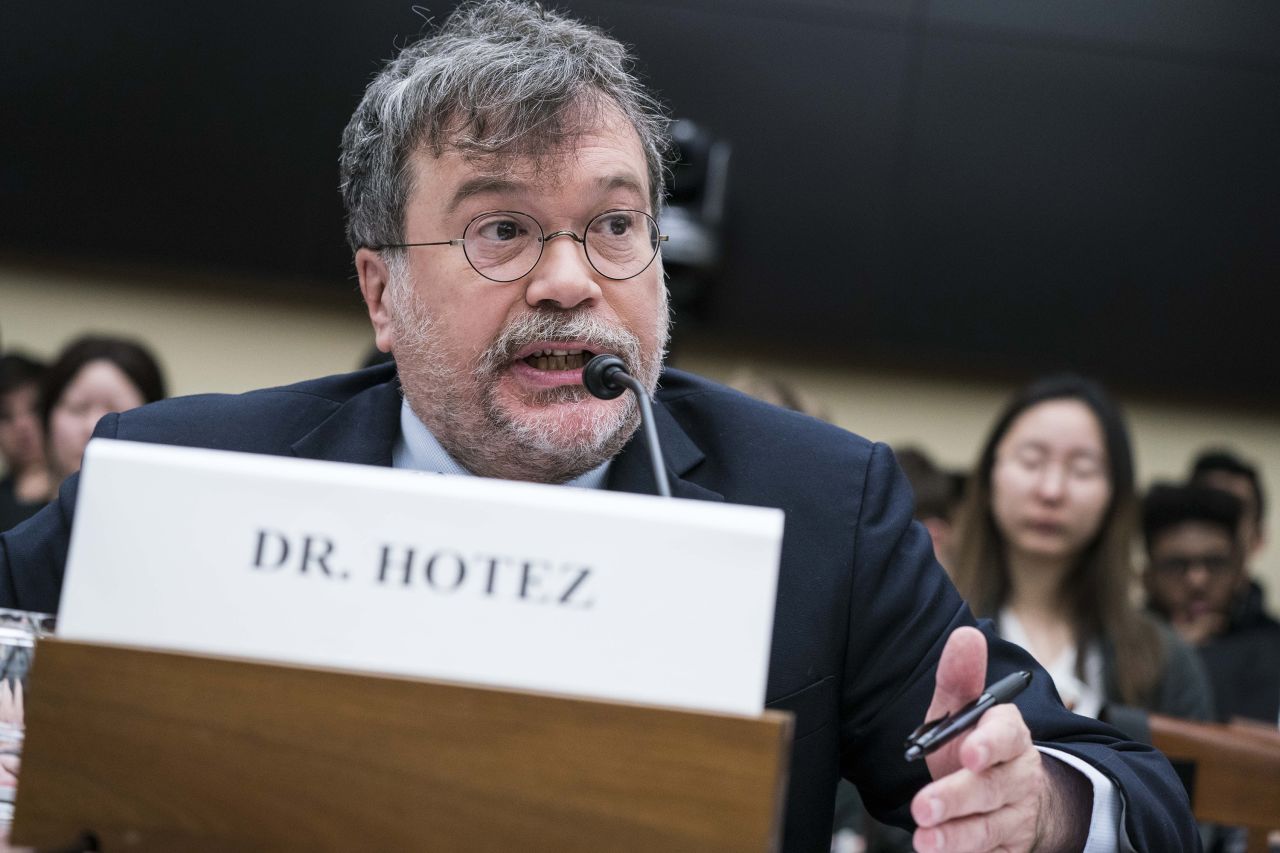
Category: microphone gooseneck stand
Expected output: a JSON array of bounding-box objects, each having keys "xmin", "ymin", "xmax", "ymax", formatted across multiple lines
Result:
[{"xmin": 582, "ymin": 355, "xmax": 672, "ymax": 498}]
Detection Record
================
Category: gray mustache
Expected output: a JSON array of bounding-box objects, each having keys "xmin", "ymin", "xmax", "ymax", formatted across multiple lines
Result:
[{"xmin": 477, "ymin": 310, "xmax": 642, "ymax": 375}]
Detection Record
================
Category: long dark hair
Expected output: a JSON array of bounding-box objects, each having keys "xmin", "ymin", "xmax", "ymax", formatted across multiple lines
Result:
[
  {"xmin": 39, "ymin": 335, "xmax": 167, "ymax": 430},
  {"xmin": 949, "ymin": 373, "xmax": 1163, "ymax": 706}
]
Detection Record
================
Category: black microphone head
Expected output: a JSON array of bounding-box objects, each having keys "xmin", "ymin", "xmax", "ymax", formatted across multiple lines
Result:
[{"xmin": 582, "ymin": 354, "xmax": 628, "ymax": 400}]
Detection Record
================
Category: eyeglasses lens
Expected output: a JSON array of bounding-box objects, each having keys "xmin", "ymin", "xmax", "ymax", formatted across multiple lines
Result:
[
  {"xmin": 1153, "ymin": 555, "xmax": 1234, "ymax": 576},
  {"xmin": 584, "ymin": 210, "xmax": 661, "ymax": 280},
  {"xmin": 462, "ymin": 212, "xmax": 543, "ymax": 283}
]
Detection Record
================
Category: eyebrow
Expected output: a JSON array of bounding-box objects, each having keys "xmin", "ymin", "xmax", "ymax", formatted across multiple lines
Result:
[
  {"xmin": 445, "ymin": 176, "xmax": 528, "ymax": 217},
  {"xmin": 596, "ymin": 173, "xmax": 648, "ymax": 203},
  {"xmin": 445, "ymin": 172, "xmax": 650, "ymax": 217}
]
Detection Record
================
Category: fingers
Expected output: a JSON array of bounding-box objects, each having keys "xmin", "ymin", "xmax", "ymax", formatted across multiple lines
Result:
[
  {"xmin": 912, "ymin": 744, "xmax": 1042, "ymax": 830},
  {"xmin": 913, "ymin": 764, "xmax": 1042, "ymax": 853},
  {"xmin": 924, "ymin": 628, "xmax": 993, "ymax": 780},
  {"xmin": 913, "ymin": 802, "xmax": 1035, "ymax": 853},
  {"xmin": 958, "ymin": 705, "xmax": 1033, "ymax": 773},
  {"xmin": 911, "ymin": 703, "xmax": 1044, "ymax": 853}
]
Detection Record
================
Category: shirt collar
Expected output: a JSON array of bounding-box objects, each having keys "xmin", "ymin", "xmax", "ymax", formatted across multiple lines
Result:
[{"xmin": 391, "ymin": 397, "xmax": 611, "ymax": 490}]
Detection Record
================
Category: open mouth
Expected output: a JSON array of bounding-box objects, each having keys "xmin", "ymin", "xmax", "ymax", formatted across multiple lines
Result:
[{"xmin": 521, "ymin": 348, "xmax": 597, "ymax": 371}]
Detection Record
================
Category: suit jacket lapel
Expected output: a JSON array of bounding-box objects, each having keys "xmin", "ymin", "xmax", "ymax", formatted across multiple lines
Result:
[
  {"xmin": 289, "ymin": 377, "xmax": 403, "ymax": 466},
  {"xmin": 606, "ymin": 399, "xmax": 724, "ymax": 503}
]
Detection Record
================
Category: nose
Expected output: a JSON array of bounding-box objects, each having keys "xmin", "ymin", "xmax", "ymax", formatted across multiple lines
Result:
[
  {"xmin": 1185, "ymin": 566, "xmax": 1211, "ymax": 590},
  {"xmin": 1034, "ymin": 463, "xmax": 1067, "ymax": 502},
  {"xmin": 522, "ymin": 231, "xmax": 603, "ymax": 310}
]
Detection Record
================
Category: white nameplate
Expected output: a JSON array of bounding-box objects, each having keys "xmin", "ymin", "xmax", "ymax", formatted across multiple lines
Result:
[{"xmin": 58, "ymin": 439, "xmax": 783, "ymax": 715}]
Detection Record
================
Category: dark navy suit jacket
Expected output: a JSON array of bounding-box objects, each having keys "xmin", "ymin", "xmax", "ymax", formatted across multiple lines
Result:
[{"xmin": 0, "ymin": 364, "xmax": 1198, "ymax": 851}]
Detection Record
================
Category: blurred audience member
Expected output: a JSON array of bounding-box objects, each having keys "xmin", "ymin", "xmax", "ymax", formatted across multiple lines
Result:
[
  {"xmin": 1190, "ymin": 447, "xmax": 1269, "ymax": 568},
  {"xmin": 0, "ymin": 354, "xmax": 50, "ymax": 531},
  {"xmin": 1144, "ymin": 483, "xmax": 1280, "ymax": 724},
  {"xmin": 950, "ymin": 374, "xmax": 1213, "ymax": 740},
  {"xmin": 1144, "ymin": 483, "xmax": 1247, "ymax": 645},
  {"xmin": 1189, "ymin": 449, "xmax": 1267, "ymax": 558},
  {"xmin": 895, "ymin": 446, "xmax": 964, "ymax": 572},
  {"xmin": 39, "ymin": 336, "xmax": 167, "ymax": 496}
]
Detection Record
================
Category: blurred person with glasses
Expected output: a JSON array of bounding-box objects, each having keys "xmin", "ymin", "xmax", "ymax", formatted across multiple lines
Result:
[{"xmin": 1144, "ymin": 483, "xmax": 1280, "ymax": 726}]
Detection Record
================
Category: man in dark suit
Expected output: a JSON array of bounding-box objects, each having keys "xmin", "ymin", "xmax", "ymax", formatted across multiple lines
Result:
[{"xmin": 1, "ymin": 2, "xmax": 1196, "ymax": 850}]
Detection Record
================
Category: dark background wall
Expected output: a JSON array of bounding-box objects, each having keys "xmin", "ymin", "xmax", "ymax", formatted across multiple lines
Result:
[{"xmin": 3, "ymin": 1, "xmax": 1278, "ymax": 405}]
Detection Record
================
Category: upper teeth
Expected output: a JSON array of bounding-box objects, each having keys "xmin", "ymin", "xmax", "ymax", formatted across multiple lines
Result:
[{"xmin": 530, "ymin": 348, "xmax": 584, "ymax": 357}]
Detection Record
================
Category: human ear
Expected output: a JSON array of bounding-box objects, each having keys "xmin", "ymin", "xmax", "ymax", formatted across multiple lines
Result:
[{"xmin": 356, "ymin": 247, "xmax": 396, "ymax": 352}]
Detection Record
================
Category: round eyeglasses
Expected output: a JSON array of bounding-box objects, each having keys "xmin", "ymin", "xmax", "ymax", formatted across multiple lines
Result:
[{"xmin": 370, "ymin": 209, "xmax": 668, "ymax": 282}]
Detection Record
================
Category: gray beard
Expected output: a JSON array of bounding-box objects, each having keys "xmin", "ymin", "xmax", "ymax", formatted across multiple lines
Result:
[{"xmin": 387, "ymin": 274, "xmax": 670, "ymax": 484}]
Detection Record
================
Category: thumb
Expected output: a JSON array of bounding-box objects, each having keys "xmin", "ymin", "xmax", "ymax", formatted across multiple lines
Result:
[
  {"xmin": 922, "ymin": 626, "xmax": 989, "ymax": 779},
  {"xmin": 926, "ymin": 626, "xmax": 988, "ymax": 721}
]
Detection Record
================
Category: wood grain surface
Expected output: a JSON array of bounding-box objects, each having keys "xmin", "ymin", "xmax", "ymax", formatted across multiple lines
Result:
[
  {"xmin": 1150, "ymin": 713, "xmax": 1280, "ymax": 853},
  {"xmin": 11, "ymin": 640, "xmax": 791, "ymax": 852}
]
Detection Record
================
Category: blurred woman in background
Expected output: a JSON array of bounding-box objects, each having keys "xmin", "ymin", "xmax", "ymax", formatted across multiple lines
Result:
[
  {"xmin": 949, "ymin": 373, "xmax": 1212, "ymax": 736},
  {"xmin": 39, "ymin": 335, "xmax": 166, "ymax": 497}
]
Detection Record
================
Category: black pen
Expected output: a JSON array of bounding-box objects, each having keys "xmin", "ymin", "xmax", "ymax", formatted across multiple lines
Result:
[{"xmin": 904, "ymin": 670, "xmax": 1032, "ymax": 761}]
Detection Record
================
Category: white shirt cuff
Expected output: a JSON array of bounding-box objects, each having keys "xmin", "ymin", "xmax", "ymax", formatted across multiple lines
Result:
[{"xmin": 1036, "ymin": 746, "xmax": 1136, "ymax": 853}]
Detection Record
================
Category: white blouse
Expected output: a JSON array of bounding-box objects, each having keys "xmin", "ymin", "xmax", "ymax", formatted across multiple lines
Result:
[{"xmin": 999, "ymin": 610, "xmax": 1106, "ymax": 719}]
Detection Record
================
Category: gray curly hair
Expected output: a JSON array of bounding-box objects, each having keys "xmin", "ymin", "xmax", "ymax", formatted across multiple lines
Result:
[{"xmin": 339, "ymin": 0, "xmax": 670, "ymax": 254}]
